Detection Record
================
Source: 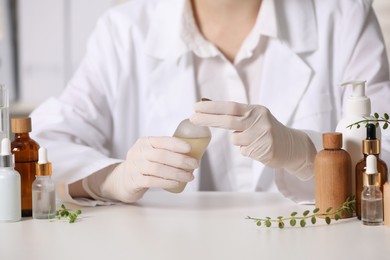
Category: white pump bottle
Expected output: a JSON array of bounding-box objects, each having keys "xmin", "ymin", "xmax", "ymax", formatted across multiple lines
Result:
[{"xmin": 335, "ymin": 80, "xmax": 380, "ymax": 195}]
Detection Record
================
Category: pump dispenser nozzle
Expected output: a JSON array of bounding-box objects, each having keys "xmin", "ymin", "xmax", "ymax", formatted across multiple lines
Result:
[{"xmin": 340, "ymin": 80, "xmax": 370, "ymax": 116}]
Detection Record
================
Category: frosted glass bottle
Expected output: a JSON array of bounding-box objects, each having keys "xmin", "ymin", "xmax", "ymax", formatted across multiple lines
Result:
[
  {"xmin": 165, "ymin": 119, "xmax": 211, "ymax": 193},
  {"xmin": 0, "ymin": 138, "xmax": 21, "ymax": 222},
  {"xmin": 32, "ymin": 147, "xmax": 56, "ymax": 219}
]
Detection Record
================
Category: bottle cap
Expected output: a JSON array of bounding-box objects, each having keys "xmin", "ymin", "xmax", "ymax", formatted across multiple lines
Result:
[
  {"xmin": 322, "ymin": 132, "xmax": 342, "ymax": 149},
  {"xmin": 364, "ymin": 155, "xmax": 380, "ymax": 186},
  {"xmin": 11, "ymin": 117, "xmax": 32, "ymax": 133},
  {"xmin": 362, "ymin": 123, "xmax": 380, "ymax": 155},
  {"xmin": 36, "ymin": 147, "xmax": 52, "ymax": 176},
  {"xmin": 340, "ymin": 80, "xmax": 371, "ymax": 116},
  {"xmin": 0, "ymin": 138, "xmax": 14, "ymax": 167}
]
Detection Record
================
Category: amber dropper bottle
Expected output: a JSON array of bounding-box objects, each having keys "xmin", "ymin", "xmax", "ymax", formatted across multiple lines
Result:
[
  {"xmin": 11, "ymin": 117, "xmax": 40, "ymax": 217},
  {"xmin": 355, "ymin": 123, "xmax": 388, "ymax": 220}
]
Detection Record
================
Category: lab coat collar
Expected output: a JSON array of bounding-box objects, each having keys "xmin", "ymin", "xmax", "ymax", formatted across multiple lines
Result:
[
  {"xmin": 144, "ymin": 0, "xmax": 318, "ymax": 60},
  {"xmin": 270, "ymin": 0, "xmax": 318, "ymax": 53}
]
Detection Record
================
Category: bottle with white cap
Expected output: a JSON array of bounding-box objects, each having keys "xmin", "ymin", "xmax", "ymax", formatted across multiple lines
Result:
[
  {"xmin": 0, "ymin": 138, "xmax": 21, "ymax": 222},
  {"xmin": 361, "ymin": 154, "xmax": 383, "ymax": 226},
  {"xmin": 32, "ymin": 147, "xmax": 55, "ymax": 219},
  {"xmin": 164, "ymin": 118, "xmax": 211, "ymax": 193},
  {"xmin": 335, "ymin": 80, "xmax": 380, "ymax": 196}
]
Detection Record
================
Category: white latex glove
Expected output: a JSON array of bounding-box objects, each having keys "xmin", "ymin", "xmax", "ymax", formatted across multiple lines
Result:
[
  {"xmin": 84, "ymin": 136, "xmax": 198, "ymax": 203},
  {"xmin": 190, "ymin": 101, "xmax": 316, "ymax": 179}
]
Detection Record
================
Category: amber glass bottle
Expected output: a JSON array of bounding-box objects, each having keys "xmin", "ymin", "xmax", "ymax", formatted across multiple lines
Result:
[
  {"xmin": 11, "ymin": 117, "xmax": 40, "ymax": 217},
  {"xmin": 355, "ymin": 124, "xmax": 388, "ymax": 220}
]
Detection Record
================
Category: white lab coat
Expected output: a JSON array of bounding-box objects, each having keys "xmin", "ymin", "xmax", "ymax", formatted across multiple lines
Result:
[{"xmin": 31, "ymin": 0, "xmax": 390, "ymax": 205}]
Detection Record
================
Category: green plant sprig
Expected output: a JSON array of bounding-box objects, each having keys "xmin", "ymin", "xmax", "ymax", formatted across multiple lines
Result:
[
  {"xmin": 246, "ymin": 196, "xmax": 355, "ymax": 229},
  {"xmin": 346, "ymin": 112, "xmax": 389, "ymax": 130},
  {"xmin": 55, "ymin": 204, "xmax": 82, "ymax": 223}
]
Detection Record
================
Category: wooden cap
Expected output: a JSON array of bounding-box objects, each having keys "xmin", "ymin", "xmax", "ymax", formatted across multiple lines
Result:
[
  {"xmin": 11, "ymin": 117, "xmax": 32, "ymax": 133},
  {"xmin": 322, "ymin": 132, "xmax": 342, "ymax": 149}
]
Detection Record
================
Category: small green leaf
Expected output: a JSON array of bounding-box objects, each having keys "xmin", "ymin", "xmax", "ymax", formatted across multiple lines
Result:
[
  {"xmin": 303, "ymin": 210, "xmax": 310, "ymax": 216},
  {"xmin": 326, "ymin": 207, "xmax": 332, "ymax": 213},
  {"xmin": 374, "ymin": 112, "xmax": 379, "ymax": 119},
  {"xmin": 385, "ymin": 113, "xmax": 389, "ymax": 120},
  {"xmin": 277, "ymin": 216, "xmax": 283, "ymax": 220},
  {"xmin": 376, "ymin": 122, "xmax": 380, "ymax": 128},
  {"xmin": 384, "ymin": 123, "xmax": 388, "ymax": 130},
  {"xmin": 325, "ymin": 217, "xmax": 331, "ymax": 225},
  {"xmin": 291, "ymin": 212, "xmax": 298, "ymax": 217},
  {"xmin": 256, "ymin": 220, "xmax": 262, "ymax": 226},
  {"xmin": 313, "ymin": 208, "xmax": 320, "ymax": 213},
  {"xmin": 265, "ymin": 220, "xmax": 272, "ymax": 228},
  {"xmin": 300, "ymin": 219, "xmax": 306, "ymax": 227},
  {"xmin": 357, "ymin": 124, "xmax": 361, "ymax": 129},
  {"xmin": 278, "ymin": 221, "xmax": 285, "ymax": 229},
  {"xmin": 311, "ymin": 216, "xmax": 316, "ymax": 224},
  {"xmin": 334, "ymin": 214, "xmax": 340, "ymax": 221},
  {"xmin": 290, "ymin": 218, "xmax": 297, "ymax": 227}
]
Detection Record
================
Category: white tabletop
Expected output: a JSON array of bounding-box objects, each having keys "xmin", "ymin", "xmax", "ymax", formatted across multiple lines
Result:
[{"xmin": 1, "ymin": 191, "xmax": 389, "ymax": 260}]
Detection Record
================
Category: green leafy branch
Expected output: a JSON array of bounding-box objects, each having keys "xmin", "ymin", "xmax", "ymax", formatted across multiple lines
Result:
[
  {"xmin": 347, "ymin": 113, "xmax": 389, "ymax": 130},
  {"xmin": 55, "ymin": 204, "xmax": 82, "ymax": 223},
  {"xmin": 246, "ymin": 196, "xmax": 355, "ymax": 229}
]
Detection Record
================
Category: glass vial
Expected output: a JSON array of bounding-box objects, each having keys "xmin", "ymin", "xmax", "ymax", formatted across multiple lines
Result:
[
  {"xmin": 0, "ymin": 85, "xmax": 10, "ymax": 141},
  {"xmin": 361, "ymin": 155, "xmax": 383, "ymax": 226},
  {"xmin": 165, "ymin": 119, "xmax": 211, "ymax": 193},
  {"xmin": 314, "ymin": 132, "xmax": 352, "ymax": 218},
  {"xmin": 11, "ymin": 117, "xmax": 40, "ymax": 217},
  {"xmin": 356, "ymin": 123, "xmax": 387, "ymax": 219},
  {"xmin": 384, "ymin": 182, "xmax": 390, "ymax": 227},
  {"xmin": 0, "ymin": 138, "xmax": 21, "ymax": 222},
  {"xmin": 32, "ymin": 147, "xmax": 55, "ymax": 219}
]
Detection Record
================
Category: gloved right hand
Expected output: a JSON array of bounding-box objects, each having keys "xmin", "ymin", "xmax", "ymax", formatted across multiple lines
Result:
[{"xmin": 85, "ymin": 136, "xmax": 199, "ymax": 203}]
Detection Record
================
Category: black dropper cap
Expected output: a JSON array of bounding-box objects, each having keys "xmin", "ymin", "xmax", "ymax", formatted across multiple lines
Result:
[
  {"xmin": 362, "ymin": 123, "xmax": 380, "ymax": 155},
  {"xmin": 366, "ymin": 123, "xmax": 376, "ymax": 140}
]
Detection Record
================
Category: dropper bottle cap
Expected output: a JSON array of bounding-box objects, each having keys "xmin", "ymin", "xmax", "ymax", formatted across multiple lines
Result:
[
  {"xmin": 36, "ymin": 147, "xmax": 52, "ymax": 176},
  {"xmin": 0, "ymin": 138, "xmax": 14, "ymax": 167},
  {"xmin": 362, "ymin": 123, "xmax": 380, "ymax": 155},
  {"xmin": 364, "ymin": 155, "xmax": 380, "ymax": 186}
]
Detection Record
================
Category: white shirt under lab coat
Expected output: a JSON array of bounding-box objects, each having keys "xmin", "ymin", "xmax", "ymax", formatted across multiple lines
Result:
[{"xmin": 30, "ymin": 0, "xmax": 390, "ymax": 206}]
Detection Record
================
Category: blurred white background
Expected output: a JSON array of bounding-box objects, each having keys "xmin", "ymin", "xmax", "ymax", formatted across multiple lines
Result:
[{"xmin": 0, "ymin": 0, "xmax": 389, "ymax": 116}]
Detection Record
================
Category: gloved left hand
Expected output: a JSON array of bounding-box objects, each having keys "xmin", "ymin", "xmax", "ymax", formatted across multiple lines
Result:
[{"xmin": 189, "ymin": 101, "xmax": 316, "ymax": 179}]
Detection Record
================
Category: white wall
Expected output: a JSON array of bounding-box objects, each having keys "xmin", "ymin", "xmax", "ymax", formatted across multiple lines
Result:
[
  {"xmin": 0, "ymin": 0, "xmax": 16, "ymax": 101},
  {"xmin": 16, "ymin": 0, "xmax": 124, "ymax": 113}
]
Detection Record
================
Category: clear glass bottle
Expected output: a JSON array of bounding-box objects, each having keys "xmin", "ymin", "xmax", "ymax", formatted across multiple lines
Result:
[
  {"xmin": 32, "ymin": 147, "xmax": 55, "ymax": 219},
  {"xmin": 355, "ymin": 123, "xmax": 387, "ymax": 220},
  {"xmin": 165, "ymin": 119, "xmax": 211, "ymax": 193},
  {"xmin": 11, "ymin": 117, "xmax": 40, "ymax": 217},
  {"xmin": 0, "ymin": 85, "xmax": 10, "ymax": 141},
  {"xmin": 361, "ymin": 155, "xmax": 383, "ymax": 226}
]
